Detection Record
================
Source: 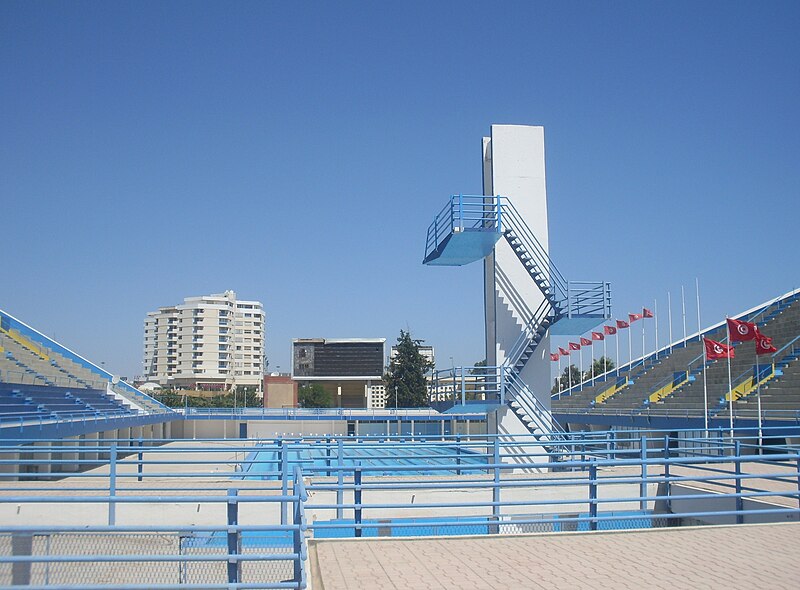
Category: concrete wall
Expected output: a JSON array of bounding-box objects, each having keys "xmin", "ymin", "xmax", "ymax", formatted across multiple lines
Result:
[{"xmin": 483, "ymin": 125, "xmax": 552, "ymax": 411}]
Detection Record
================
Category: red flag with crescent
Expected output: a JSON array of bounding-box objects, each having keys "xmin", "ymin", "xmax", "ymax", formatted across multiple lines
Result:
[
  {"xmin": 616, "ymin": 319, "xmax": 629, "ymax": 329},
  {"xmin": 550, "ymin": 353, "xmax": 560, "ymax": 361},
  {"xmin": 580, "ymin": 337, "xmax": 592, "ymax": 346},
  {"xmin": 569, "ymin": 342, "xmax": 581, "ymax": 351},
  {"xmin": 727, "ymin": 318, "xmax": 758, "ymax": 342},
  {"xmin": 704, "ymin": 338, "xmax": 735, "ymax": 360},
  {"xmin": 643, "ymin": 308, "xmax": 654, "ymax": 318},
  {"xmin": 592, "ymin": 331, "xmax": 604, "ymax": 341},
  {"xmin": 604, "ymin": 325, "xmax": 617, "ymax": 335},
  {"xmin": 629, "ymin": 313, "xmax": 643, "ymax": 323},
  {"xmin": 755, "ymin": 333, "xmax": 777, "ymax": 355},
  {"xmin": 559, "ymin": 347, "xmax": 570, "ymax": 356}
]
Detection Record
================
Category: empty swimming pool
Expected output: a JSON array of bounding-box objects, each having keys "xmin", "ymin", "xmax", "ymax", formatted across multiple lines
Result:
[{"xmin": 241, "ymin": 440, "xmax": 489, "ymax": 478}]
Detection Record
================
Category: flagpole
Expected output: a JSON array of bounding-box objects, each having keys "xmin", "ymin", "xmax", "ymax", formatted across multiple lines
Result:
[
  {"xmin": 615, "ymin": 331, "xmax": 620, "ymax": 378},
  {"xmin": 654, "ymin": 299, "xmax": 659, "ymax": 360},
  {"xmin": 641, "ymin": 319, "xmax": 646, "ymax": 366},
  {"xmin": 695, "ymin": 277, "xmax": 702, "ymax": 342},
  {"xmin": 701, "ymin": 338, "xmax": 709, "ymax": 435},
  {"xmin": 667, "ymin": 291, "xmax": 673, "ymax": 354},
  {"xmin": 726, "ymin": 317, "xmax": 735, "ymax": 439},
  {"xmin": 628, "ymin": 326, "xmax": 633, "ymax": 369},
  {"xmin": 756, "ymin": 367, "xmax": 763, "ymax": 449},
  {"xmin": 579, "ymin": 345, "xmax": 583, "ymax": 391},
  {"xmin": 602, "ymin": 336, "xmax": 607, "ymax": 381},
  {"xmin": 681, "ymin": 285, "xmax": 687, "ymax": 344},
  {"xmin": 696, "ymin": 278, "xmax": 708, "ymax": 434},
  {"xmin": 557, "ymin": 354, "xmax": 562, "ymax": 399},
  {"xmin": 591, "ymin": 346, "xmax": 595, "ymax": 386}
]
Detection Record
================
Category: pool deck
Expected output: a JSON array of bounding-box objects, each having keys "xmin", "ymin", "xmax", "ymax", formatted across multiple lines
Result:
[{"xmin": 309, "ymin": 521, "xmax": 800, "ymax": 589}]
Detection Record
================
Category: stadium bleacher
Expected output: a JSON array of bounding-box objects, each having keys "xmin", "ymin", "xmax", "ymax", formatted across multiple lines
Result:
[{"xmin": 553, "ymin": 291, "xmax": 800, "ymax": 420}]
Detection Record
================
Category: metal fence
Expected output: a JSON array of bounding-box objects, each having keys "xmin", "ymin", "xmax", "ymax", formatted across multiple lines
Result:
[{"xmin": 1, "ymin": 428, "xmax": 800, "ymax": 587}]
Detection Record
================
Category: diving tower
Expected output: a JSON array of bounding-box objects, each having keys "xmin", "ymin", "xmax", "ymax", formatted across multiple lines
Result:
[{"xmin": 423, "ymin": 125, "xmax": 611, "ymax": 436}]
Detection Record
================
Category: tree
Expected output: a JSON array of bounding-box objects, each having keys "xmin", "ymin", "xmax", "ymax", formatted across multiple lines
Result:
[
  {"xmin": 469, "ymin": 359, "xmax": 488, "ymax": 375},
  {"xmin": 383, "ymin": 330, "xmax": 434, "ymax": 408},
  {"xmin": 551, "ymin": 365, "xmax": 582, "ymax": 394},
  {"xmin": 584, "ymin": 356, "xmax": 615, "ymax": 381},
  {"xmin": 298, "ymin": 383, "xmax": 333, "ymax": 408}
]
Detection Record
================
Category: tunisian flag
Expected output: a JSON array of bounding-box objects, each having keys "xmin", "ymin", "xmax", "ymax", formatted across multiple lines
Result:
[
  {"xmin": 569, "ymin": 342, "xmax": 581, "ymax": 351},
  {"xmin": 704, "ymin": 338, "xmax": 735, "ymax": 360},
  {"xmin": 592, "ymin": 331, "xmax": 604, "ymax": 341},
  {"xmin": 727, "ymin": 318, "xmax": 758, "ymax": 342},
  {"xmin": 629, "ymin": 313, "xmax": 643, "ymax": 323},
  {"xmin": 616, "ymin": 319, "xmax": 630, "ymax": 329},
  {"xmin": 580, "ymin": 337, "xmax": 592, "ymax": 346},
  {"xmin": 559, "ymin": 347, "xmax": 570, "ymax": 356},
  {"xmin": 755, "ymin": 333, "xmax": 778, "ymax": 355},
  {"xmin": 550, "ymin": 353, "xmax": 560, "ymax": 361},
  {"xmin": 604, "ymin": 325, "xmax": 617, "ymax": 336}
]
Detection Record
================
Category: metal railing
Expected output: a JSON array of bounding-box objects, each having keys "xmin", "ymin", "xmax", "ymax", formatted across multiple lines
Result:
[{"xmin": 423, "ymin": 195, "xmax": 502, "ymax": 260}]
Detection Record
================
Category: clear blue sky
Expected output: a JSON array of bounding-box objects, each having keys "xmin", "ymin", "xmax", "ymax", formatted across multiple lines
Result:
[{"xmin": 1, "ymin": 1, "xmax": 798, "ymax": 379}]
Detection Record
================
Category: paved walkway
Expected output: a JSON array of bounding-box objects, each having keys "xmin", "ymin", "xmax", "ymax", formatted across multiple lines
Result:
[{"xmin": 309, "ymin": 522, "xmax": 800, "ymax": 589}]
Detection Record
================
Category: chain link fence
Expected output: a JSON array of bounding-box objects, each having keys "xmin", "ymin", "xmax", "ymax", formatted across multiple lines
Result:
[{"xmin": 0, "ymin": 531, "xmax": 300, "ymax": 588}]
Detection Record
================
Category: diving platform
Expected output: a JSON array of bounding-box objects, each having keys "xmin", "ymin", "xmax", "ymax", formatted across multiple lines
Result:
[{"xmin": 423, "ymin": 195, "xmax": 503, "ymax": 266}]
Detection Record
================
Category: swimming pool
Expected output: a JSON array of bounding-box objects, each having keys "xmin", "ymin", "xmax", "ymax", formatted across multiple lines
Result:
[{"xmin": 241, "ymin": 441, "xmax": 489, "ymax": 479}]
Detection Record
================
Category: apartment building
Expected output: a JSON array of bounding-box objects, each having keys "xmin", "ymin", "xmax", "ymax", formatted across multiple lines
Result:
[{"xmin": 143, "ymin": 291, "xmax": 265, "ymax": 391}]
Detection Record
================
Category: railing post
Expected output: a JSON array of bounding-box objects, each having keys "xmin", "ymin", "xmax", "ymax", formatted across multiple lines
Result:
[
  {"xmin": 734, "ymin": 441, "xmax": 743, "ymax": 524},
  {"xmin": 499, "ymin": 369, "xmax": 506, "ymax": 406},
  {"xmin": 137, "ymin": 438, "xmax": 143, "ymax": 482},
  {"xmin": 280, "ymin": 439, "xmax": 288, "ymax": 525},
  {"xmin": 492, "ymin": 437, "xmax": 501, "ymax": 529},
  {"xmin": 293, "ymin": 475, "xmax": 304, "ymax": 585},
  {"xmin": 336, "ymin": 438, "xmax": 344, "ymax": 519},
  {"xmin": 795, "ymin": 453, "xmax": 800, "ymax": 511},
  {"xmin": 325, "ymin": 437, "xmax": 332, "ymax": 477},
  {"xmin": 354, "ymin": 465, "xmax": 363, "ymax": 538},
  {"xmin": 108, "ymin": 443, "xmax": 117, "ymax": 525},
  {"xmin": 589, "ymin": 461, "xmax": 598, "ymax": 531},
  {"xmin": 227, "ymin": 488, "xmax": 240, "ymax": 585},
  {"xmin": 640, "ymin": 436, "xmax": 648, "ymax": 512},
  {"xmin": 455, "ymin": 434, "xmax": 462, "ymax": 476},
  {"xmin": 458, "ymin": 194, "xmax": 464, "ymax": 232}
]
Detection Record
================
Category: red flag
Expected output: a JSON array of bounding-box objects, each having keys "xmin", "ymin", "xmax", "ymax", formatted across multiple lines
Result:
[
  {"xmin": 643, "ymin": 308, "xmax": 654, "ymax": 318},
  {"xmin": 569, "ymin": 342, "xmax": 581, "ymax": 351},
  {"xmin": 550, "ymin": 353, "xmax": 560, "ymax": 361},
  {"xmin": 629, "ymin": 313, "xmax": 643, "ymax": 323},
  {"xmin": 616, "ymin": 319, "xmax": 629, "ymax": 329},
  {"xmin": 755, "ymin": 333, "xmax": 777, "ymax": 355},
  {"xmin": 592, "ymin": 331, "xmax": 604, "ymax": 341},
  {"xmin": 559, "ymin": 347, "xmax": 570, "ymax": 356},
  {"xmin": 580, "ymin": 337, "xmax": 592, "ymax": 346},
  {"xmin": 727, "ymin": 318, "xmax": 758, "ymax": 342},
  {"xmin": 704, "ymin": 338, "xmax": 735, "ymax": 360},
  {"xmin": 604, "ymin": 325, "xmax": 617, "ymax": 335}
]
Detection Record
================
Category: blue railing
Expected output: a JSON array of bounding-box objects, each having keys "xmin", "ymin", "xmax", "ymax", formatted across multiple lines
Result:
[
  {"xmin": 423, "ymin": 195, "xmax": 503, "ymax": 261},
  {"xmin": 5, "ymin": 431, "xmax": 799, "ymax": 553}
]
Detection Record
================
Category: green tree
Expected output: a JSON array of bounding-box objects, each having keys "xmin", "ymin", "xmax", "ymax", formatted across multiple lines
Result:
[
  {"xmin": 551, "ymin": 365, "xmax": 582, "ymax": 393},
  {"xmin": 583, "ymin": 356, "xmax": 615, "ymax": 381},
  {"xmin": 298, "ymin": 383, "xmax": 333, "ymax": 408},
  {"xmin": 383, "ymin": 330, "xmax": 434, "ymax": 408}
]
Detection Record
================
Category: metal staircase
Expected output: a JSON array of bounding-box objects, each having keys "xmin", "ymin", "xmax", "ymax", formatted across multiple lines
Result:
[{"xmin": 423, "ymin": 194, "xmax": 611, "ymax": 438}]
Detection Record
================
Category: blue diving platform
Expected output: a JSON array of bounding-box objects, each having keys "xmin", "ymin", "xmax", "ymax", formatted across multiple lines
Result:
[{"xmin": 423, "ymin": 195, "xmax": 503, "ymax": 266}]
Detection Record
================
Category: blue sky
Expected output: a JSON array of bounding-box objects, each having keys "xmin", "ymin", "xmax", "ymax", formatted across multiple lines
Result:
[{"xmin": 1, "ymin": 1, "xmax": 798, "ymax": 379}]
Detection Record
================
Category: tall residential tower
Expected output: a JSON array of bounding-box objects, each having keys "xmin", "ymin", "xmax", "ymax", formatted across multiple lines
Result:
[{"xmin": 143, "ymin": 291, "xmax": 265, "ymax": 391}]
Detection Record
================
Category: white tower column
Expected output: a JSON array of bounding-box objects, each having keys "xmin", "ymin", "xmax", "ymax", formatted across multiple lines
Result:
[{"xmin": 483, "ymin": 125, "xmax": 552, "ymax": 409}]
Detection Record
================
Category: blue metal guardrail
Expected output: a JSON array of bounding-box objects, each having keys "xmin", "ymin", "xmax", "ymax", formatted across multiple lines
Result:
[{"xmin": 1, "ymin": 429, "xmax": 799, "ymax": 557}]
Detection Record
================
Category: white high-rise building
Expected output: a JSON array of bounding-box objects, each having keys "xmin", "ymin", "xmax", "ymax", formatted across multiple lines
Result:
[{"xmin": 143, "ymin": 291, "xmax": 265, "ymax": 391}]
